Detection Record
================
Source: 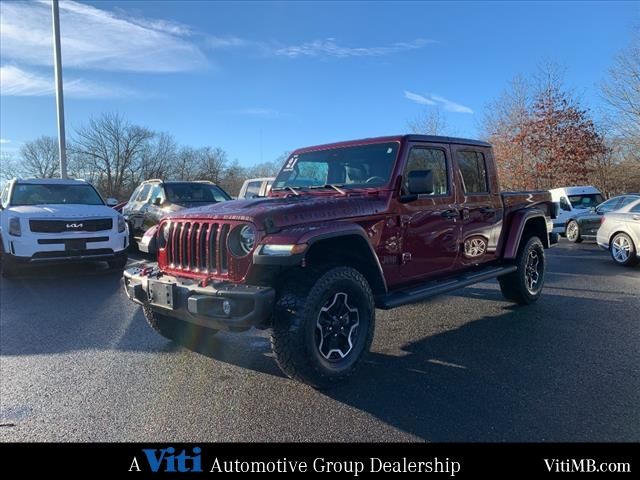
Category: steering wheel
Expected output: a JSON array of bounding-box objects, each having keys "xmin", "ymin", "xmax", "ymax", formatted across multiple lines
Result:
[{"xmin": 365, "ymin": 176, "xmax": 385, "ymax": 185}]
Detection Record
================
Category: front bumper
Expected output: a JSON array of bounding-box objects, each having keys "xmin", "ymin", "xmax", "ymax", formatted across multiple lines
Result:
[{"xmin": 123, "ymin": 265, "xmax": 275, "ymax": 332}]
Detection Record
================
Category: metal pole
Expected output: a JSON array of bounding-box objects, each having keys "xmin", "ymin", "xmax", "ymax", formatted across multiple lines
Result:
[{"xmin": 52, "ymin": 0, "xmax": 67, "ymax": 179}]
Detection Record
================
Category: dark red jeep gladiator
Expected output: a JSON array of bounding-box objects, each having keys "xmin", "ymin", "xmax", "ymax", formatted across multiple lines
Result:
[{"xmin": 124, "ymin": 135, "xmax": 556, "ymax": 387}]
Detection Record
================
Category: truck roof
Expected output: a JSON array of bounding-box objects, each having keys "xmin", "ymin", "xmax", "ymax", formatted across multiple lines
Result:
[
  {"xmin": 292, "ymin": 134, "xmax": 491, "ymax": 154},
  {"xmin": 15, "ymin": 178, "xmax": 87, "ymax": 185}
]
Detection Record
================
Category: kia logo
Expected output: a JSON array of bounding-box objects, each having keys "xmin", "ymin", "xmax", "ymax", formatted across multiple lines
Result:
[{"xmin": 66, "ymin": 223, "xmax": 84, "ymax": 229}]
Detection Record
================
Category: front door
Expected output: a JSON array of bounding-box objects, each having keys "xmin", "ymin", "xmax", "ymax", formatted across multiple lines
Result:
[
  {"xmin": 451, "ymin": 145, "xmax": 503, "ymax": 266},
  {"xmin": 398, "ymin": 143, "xmax": 460, "ymax": 282}
]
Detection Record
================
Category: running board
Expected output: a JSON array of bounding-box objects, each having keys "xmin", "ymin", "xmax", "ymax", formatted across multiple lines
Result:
[{"xmin": 376, "ymin": 265, "xmax": 517, "ymax": 310}]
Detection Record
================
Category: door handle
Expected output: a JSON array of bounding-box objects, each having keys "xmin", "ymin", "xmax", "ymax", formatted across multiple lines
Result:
[
  {"xmin": 441, "ymin": 209, "xmax": 458, "ymax": 219},
  {"xmin": 479, "ymin": 207, "xmax": 495, "ymax": 215},
  {"xmin": 633, "ymin": 215, "xmax": 640, "ymax": 221}
]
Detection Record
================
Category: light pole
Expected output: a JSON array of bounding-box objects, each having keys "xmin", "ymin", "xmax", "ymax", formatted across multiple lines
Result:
[{"xmin": 51, "ymin": 0, "xmax": 67, "ymax": 179}]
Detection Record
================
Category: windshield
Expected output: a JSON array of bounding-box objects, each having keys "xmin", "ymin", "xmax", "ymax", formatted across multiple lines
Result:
[
  {"xmin": 568, "ymin": 193, "xmax": 604, "ymax": 209},
  {"xmin": 164, "ymin": 183, "xmax": 230, "ymax": 203},
  {"xmin": 10, "ymin": 183, "xmax": 104, "ymax": 206},
  {"xmin": 273, "ymin": 142, "xmax": 400, "ymax": 190}
]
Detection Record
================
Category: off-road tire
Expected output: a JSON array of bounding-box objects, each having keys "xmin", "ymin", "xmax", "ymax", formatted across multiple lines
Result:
[
  {"xmin": 271, "ymin": 266, "xmax": 375, "ymax": 389},
  {"xmin": 499, "ymin": 236, "xmax": 545, "ymax": 305}
]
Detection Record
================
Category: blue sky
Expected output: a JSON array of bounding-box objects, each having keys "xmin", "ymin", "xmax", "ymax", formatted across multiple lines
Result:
[{"xmin": 0, "ymin": 1, "xmax": 637, "ymax": 166}]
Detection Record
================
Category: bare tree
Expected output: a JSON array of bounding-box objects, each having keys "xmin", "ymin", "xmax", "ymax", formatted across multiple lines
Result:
[
  {"xmin": 71, "ymin": 113, "xmax": 153, "ymax": 198},
  {"xmin": 601, "ymin": 29, "xmax": 640, "ymax": 161},
  {"xmin": 245, "ymin": 160, "xmax": 281, "ymax": 178},
  {"xmin": 407, "ymin": 107, "xmax": 453, "ymax": 136},
  {"xmin": 480, "ymin": 76, "xmax": 533, "ymax": 190},
  {"xmin": 136, "ymin": 132, "xmax": 177, "ymax": 183},
  {"xmin": 196, "ymin": 146, "xmax": 228, "ymax": 184},
  {"xmin": 219, "ymin": 159, "xmax": 246, "ymax": 197},
  {"xmin": 16, "ymin": 136, "xmax": 60, "ymax": 178}
]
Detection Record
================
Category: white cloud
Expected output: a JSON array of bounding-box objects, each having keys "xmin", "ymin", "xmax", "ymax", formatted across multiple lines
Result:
[
  {"xmin": 404, "ymin": 90, "xmax": 473, "ymax": 114},
  {"xmin": 404, "ymin": 90, "xmax": 436, "ymax": 106},
  {"xmin": 1, "ymin": 65, "xmax": 136, "ymax": 98},
  {"xmin": 274, "ymin": 38, "xmax": 433, "ymax": 58},
  {"xmin": 0, "ymin": 138, "xmax": 11, "ymax": 144},
  {"xmin": 206, "ymin": 36, "xmax": 252, "ymax": 49},
  {"xmin": 430, "ymin": 95, "xmax": 474, "ymax": 114},
  {"xmin": 0, "ymin": 0, "xmax": 207, "ymax": 73}
]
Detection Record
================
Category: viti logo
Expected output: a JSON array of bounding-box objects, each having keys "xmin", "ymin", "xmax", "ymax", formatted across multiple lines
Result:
[{"xmin": 129, "ymin": 446, "xmax": 203, "ymax": 473}]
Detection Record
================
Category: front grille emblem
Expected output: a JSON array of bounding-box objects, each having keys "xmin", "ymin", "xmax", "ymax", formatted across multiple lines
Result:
[{"xmin": 66, "ymin": 223, "xmax": 84, "ymax": 229}]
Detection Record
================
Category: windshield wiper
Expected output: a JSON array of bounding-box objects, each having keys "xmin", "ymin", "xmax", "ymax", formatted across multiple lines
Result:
[
  {"xmin": 271, "ymin": 186, "xmax": 301, "ymax": 196},
  {"xmin": 309, "ymin": 184, "xmax": 346, "ymax": 195}
]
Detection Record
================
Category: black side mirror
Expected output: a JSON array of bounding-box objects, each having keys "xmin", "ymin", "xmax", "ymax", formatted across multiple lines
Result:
[
  {"xmin": 400, "ymin": 170, "xmax": 434, "ymax": 203},
  {"xmin": 152, "ymin": 197, "xmax": 163, "ymax": 207}
]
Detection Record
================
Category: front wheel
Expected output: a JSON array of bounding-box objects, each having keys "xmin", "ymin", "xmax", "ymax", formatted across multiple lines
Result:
[
  {"xmin": 610, "ymin": 233, "xmax": 638, "ymax": 266},
  {"xmin": 499, "ymin": 236, "xmax": 546, "ymax": 305},
  {"xmin": 565, "ymin": 220, "xmax": 582, "ymax": 243},
  {"xmin": 271, "ymin": 266, "xmax": 375, "ymax": 388}
]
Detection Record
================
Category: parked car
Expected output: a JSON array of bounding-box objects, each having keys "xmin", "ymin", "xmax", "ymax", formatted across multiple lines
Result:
[
  {"xmin": 564, "ymin": 194, "xmax": 640, "ymax": 243},
  {"xmin": 122, "ymin": 179, "xmax": 231, "ymax": 252},
  {"xmin": 124, "ymin": 134, "xmax": 556, "ymax": 387},
  {"xmin": 597, "ymin": 197, "xmax": 640, "ymax": 266},
  {"xmin": 549, "ymin": 186, "xmax": 604, "ymax": 236},
  {"xmin": 0, "ymin": 178, "xmax": 128, "ymax": 277},
  {"xmin": 238, "ymin": 177, "xmax": 275, "ymax": 199}
]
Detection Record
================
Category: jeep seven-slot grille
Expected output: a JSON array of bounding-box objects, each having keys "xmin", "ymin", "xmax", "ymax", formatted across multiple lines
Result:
[
  {"xmin": 29, "ymin": 218, "xmax": 113, "ymax": 233},
  {"xmin": 165, "ymin": 221, "xmax": 230, "ymax": 274}
]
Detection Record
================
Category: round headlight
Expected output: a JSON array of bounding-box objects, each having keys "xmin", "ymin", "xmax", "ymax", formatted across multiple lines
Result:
[
  {"xmin": 229, "ymin": 224, "xmax": 256, "ymax": 256},
  {"xmin": 239, "ymin": 225, "xmax": 256, "ymax": 254}
]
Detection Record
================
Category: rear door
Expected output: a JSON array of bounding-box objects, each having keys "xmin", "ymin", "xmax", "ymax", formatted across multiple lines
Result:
[
  {"xmin": 398, "ymin": 142, "xmax": 460, "ymax": 282},
  {"xmin": 451, "ymin": 145, "xmax": 503, "ymax": 266}
]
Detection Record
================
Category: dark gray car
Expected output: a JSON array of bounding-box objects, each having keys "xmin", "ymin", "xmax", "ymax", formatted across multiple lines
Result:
[{"xmin": 565, "ymin": 194, "xmax": 640, "ymax": 243}]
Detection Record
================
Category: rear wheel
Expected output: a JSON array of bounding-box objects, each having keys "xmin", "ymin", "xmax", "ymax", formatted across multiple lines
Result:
[
  {"xmin": 565, "ymin": 220, "xmax": 582, "ymax": 243},
  {"xmin": 271, "ymin": 266, "xmax": 375, "ymax": 388},
  {"xmin": 499, "ymin": 236, "xmax": 546, "ymax": 305},
  {"xmin": 610, "ymin": 233, "xmax": 638, "ymax": 266}
]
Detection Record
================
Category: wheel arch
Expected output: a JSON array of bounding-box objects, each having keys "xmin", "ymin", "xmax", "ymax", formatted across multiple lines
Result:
[
  {"xmin": 502, "ymin": 209, "xmax": 550, "ymax": 260},
  {"xmin": 304, "ymin": 232, "xmax": 387, "ymax": 295}
]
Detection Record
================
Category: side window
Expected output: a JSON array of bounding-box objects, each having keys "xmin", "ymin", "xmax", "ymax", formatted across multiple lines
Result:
[
  {"xmin": 618, "ymin": 196, "xmax": 638, "ymax": 209},
  {"xmin": 457, "ymin": 150, "xmax": 488, "ymax": 194},
  {"xmin": 630, "ymin": 203, "xmax": 640, "ymax": 213},
  {"xmin": 149, "ymin": 184, "xmax": 164, "ymax": 203},
  {"xmin": 598, "ymin": 198, "xmax": 622, "ymax": 213},
  {"xmin": 245, "ymin": 181, "xmax": 262, "ymax": 198},
  {"xmin": 135, "ymin": 184, "xmax": 152, "ymax": 202},
  {"xmin": 403, "ymin": 147, "xmax": 449, "ymax": 195},
  {"xmin": 559, "ymin": 197, "xmax": 572, "ymax": 211}
]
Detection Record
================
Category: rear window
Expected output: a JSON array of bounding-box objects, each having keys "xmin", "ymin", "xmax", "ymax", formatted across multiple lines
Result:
[{"xmin": 457, "ymin": 150, "xmax": 488, "ymax": 193}]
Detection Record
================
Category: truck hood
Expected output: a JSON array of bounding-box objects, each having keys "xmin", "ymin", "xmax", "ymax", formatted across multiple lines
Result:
[
  {"xmin": 6, "ymin": 204, "xmax": 119, "ymax": 219},
  {"xmin": 172, "ymin": 193, "xmax": 389, "ymax": 231}
]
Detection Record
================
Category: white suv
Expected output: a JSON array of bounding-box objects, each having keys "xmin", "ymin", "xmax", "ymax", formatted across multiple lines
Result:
[{"xmin": 0, "ymin": 178, "xmax": 129, "ymax": 277}]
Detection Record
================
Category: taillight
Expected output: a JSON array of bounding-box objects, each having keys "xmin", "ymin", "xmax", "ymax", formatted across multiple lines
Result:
[{"xmin": 601, "ymin": 216, "xmax": 606, "ymax": 225}]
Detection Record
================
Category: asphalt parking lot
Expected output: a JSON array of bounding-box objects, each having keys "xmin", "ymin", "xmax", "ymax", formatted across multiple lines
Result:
[{"xmin": 1, "ymin": 240, "xmax": 638, "ymax": 442}]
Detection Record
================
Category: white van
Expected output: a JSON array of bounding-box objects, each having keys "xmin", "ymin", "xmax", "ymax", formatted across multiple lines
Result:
[{"xmin": 549, "ymin": 186, "xmax": 604, "ymax": 236}]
